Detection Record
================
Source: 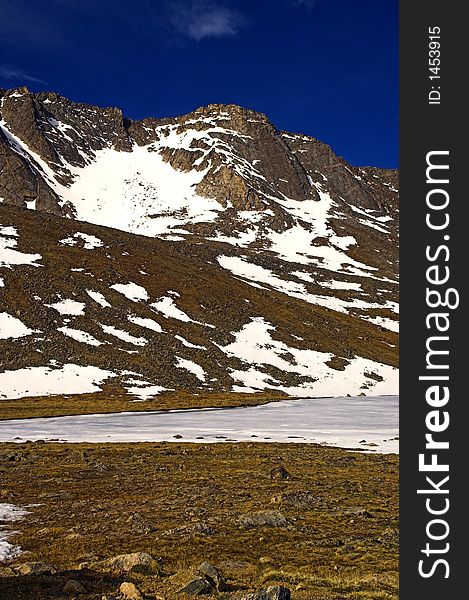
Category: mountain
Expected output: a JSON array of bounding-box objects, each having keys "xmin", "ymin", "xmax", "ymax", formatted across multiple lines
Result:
[{"xmin": 0, "ymin": 87, "xmax": 398, "ymax": 406}]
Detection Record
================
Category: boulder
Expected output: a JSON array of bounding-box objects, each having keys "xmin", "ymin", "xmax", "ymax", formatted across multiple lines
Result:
[
  {"xmin": 269, "ymin": 466, "xmax": 291, "ymax": 480},
  {"xmin": 197, "ymin": 561, "xmax": 226, "ymax": 591},
  {"xmin": 119, "ymin": 581, "xmax": 144, "ymax": 600},
  {"xmin": 243, "ymin": 586, "xmax": 291, "ymax": 600},
  {"xmin": 266, "ymin": 586, "xmax": 291, "ymax": 600},
  {"xmin": 177, "ymin": 577, "xmax": 213, "ymax": 595},
  {"xmin": 63, "ymin": 579, "xmax": 87, "ymax": 594},
  {"xmin": 14, "ymin": 561, "xmax": 57, "ymax": 575},
  {"xmin": 97, "ymin": 552, "xmax": 162, "ymax": 575}
]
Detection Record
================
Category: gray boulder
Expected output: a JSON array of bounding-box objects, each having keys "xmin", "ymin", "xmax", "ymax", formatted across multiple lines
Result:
[
  {"xmin": 198, "ymin": 561, "xmax": 226, "ymax": 591},
  {"xmin": 177, "ymin": 577, "xmax": 213, "ymax": 595}
]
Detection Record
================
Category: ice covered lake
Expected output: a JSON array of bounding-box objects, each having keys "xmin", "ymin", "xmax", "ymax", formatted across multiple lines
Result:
[{"xmin": 0, "ymin": 395, "xmax": 399, "ymax": 453}]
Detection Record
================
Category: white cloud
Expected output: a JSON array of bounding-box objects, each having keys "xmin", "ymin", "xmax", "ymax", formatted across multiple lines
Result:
[{"xmin": 168, "ymin": 1, "xmax": 246, "ymax": 41}]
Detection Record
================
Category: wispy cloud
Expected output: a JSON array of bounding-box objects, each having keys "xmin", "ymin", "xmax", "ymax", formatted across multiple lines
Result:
[
  {"xmin": 167, "ymin": 1, "xmax": 247, "ymax": 41},
  {"xmin": 0, "ymin": 65, "xmax": 47, "ymax": 85}
]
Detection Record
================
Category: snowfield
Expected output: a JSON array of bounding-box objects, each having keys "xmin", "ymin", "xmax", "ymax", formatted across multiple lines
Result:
[
  {"xmin": 61, "ymin": 145, "xmax": 223, "ymax": 237},
  {"xmin": 0, "ymin": 396, "xmax": 399, "ymax": 453},
  {"xmin": 220, "ymin": 317, "xmax": 398, "ymax": 397}
]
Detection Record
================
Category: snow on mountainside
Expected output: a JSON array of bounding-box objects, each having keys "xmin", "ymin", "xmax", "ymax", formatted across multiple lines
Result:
[{"xmin": 0, "ymin": 88, "xmax": 398, "ymax": 404}]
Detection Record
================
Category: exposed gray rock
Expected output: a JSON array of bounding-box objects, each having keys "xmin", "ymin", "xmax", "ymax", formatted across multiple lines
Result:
[
  {"xmin": 265, "ymin": 586, "xmax": 290, "ymax": 600},
  {"xmin": 177, "ymin": 577, "xmax": 213, "ymax": 595},
  {"xmin": 197, "ymin": 561, "xmax": 226, "ymax": 591},
  {"xmin": 242, "ymin": 586, "xmax": 291, "ymax": 600}
]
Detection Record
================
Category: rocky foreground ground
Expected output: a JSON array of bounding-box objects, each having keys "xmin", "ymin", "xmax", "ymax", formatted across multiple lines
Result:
[{"xmin": 0, "ymin": 442, "xmax": 398, "ymax": 599}]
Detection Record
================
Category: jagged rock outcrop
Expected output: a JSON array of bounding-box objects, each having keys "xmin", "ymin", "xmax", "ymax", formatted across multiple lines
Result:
[{"xmin": 0, "ymin": 87, "xmax": 397, "ymax": 228}]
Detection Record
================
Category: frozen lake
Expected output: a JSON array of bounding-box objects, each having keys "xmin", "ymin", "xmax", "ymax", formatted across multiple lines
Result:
[{"xmin": 0, "ymin": 395, "xmax": 399, "ymax": 452}]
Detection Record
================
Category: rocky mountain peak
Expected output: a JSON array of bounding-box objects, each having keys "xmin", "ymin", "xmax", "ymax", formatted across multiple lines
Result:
[{"xmin": 0, "ymin": 89, "xmax": 399, "ymax": 401}]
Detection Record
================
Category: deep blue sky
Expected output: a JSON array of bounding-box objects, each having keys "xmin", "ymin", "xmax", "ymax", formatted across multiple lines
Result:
[{"xmin": 0, "ymin": 0, "xmax": 398, "ymax": 168}]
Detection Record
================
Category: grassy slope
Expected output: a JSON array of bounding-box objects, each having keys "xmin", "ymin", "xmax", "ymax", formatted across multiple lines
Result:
[
  {"xmin": 0, "ymin": 390, "xmax": 287, "ymax": 420},
  {"xmin": 0, "ymin": 442, "xmax": 398, "ymax": 600},
  {"xmin": 1, "ymin": 204, "xmax": 398, "ymax": 419}
]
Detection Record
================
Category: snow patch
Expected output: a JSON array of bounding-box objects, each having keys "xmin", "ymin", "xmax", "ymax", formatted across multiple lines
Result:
[
  {"xmin": 58, "ymin": 326, "xmax": 103, "ymax": 346},
  {"xmin": 110, "ymin": 282, "xmax": 149, "ymax": 302},
  {"xmin": 100, "ymin": 324, "xmax": 147, "ymax": 346},
  {"xmin": 125, "ymin": 383, "xmax": 167, "ymax": 400},
  {"xmin": 0, "ymin": 313, "xmax": 36, "ymax": 339},
  {"xmin": 366, "ymin": 316, "xmax": 399, "ymax": 333},
  {"xmin": 0, "ymin": 226, "xmax": 18, "ymax": 237},
  {"xmin": 151, "ymin": 297, "xmax": 192, "ymax": 322},
  {"xmin": 0, "ymin": 228, "xmax": 42, "ymax": 267},
  {"xmin": 175, "ymin": 335, "xmax": 205, "ymax": 349},
  {"xmin": 176, "ymin": 357, "xmax": 206, "ymax": 382},
  {"xmin": 62, "ymin": 144, "xmax": 223, "ymax": 237},
  {"xmin": 59, "ymin": 232, "xmax": 104, "ymax": 249},
  {"xmin": 218, "ymin": 256, "xmax": 394, "ymax": 317},
  {"xmin": 0, "ymin": 504, "xmax": 30, "ymax": 562},
  {"xmin": 0, "ymin": 364, "xmax": 115, "ymax": 400},
  {"xmin": 86, "ymin": 290, "xmax": 111, "ymax": 307},
  {"xmin": 221, "ymin": 317, "xmax": 398, "ymax": 397},
  {"xmin": 47, "ymin": 299, "xmax": 85, "ymax": 315},
  {"xmin": 128, "ymin": 315, "xmax": 162, "ymax": 333}
]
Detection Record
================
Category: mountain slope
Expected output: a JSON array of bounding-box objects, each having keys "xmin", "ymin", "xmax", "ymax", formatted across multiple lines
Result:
[{"xmin": 0, "ymin": 88, "xmax": 398, "ymax": 408}]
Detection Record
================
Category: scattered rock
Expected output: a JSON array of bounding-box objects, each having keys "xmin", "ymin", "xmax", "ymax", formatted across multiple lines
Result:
[
  {"xmin": 269, "ymin": 466, "xmax": 290, "ymax": 480},
  {"xmin": 119, "ymin": 581, "xmax": 143, "ymax": 600},
  {"xmin": 63, "ymin": 579, "xmax": 87, "ymax": 594},
  {"xmin": 177, "ymin": 577, "xmax": 213, "ymax": 595},
  {"xmin": 243, "ymin": 586, "xmax": 291, "ymax": 600},
  {"xmin": 14, "ymin": 561, "xmax": 58, "ymax": 575},
  {"xmin": 192, "ymin": 522, "xmax": 215, "ymax": 535},
  {"xmin": 276, "ymin": 490, "xmax": 319, "ymax": 508},
  {"xmin": 198, "ymin": 561, "xmax": 226, "ymax": 591},
  {"xmin": 238, "ymin": 510, "xmax": 289, "ymax": 529},
  {"xmin": 128, "ymin": 512, "xmax": 156, "ymax": 534},
  {"xmin": 341, "ymin": 508, "xmax": 374, "ymax": 519},
  {"xmin": 259, "ymin": 556, "xmax": 273, "ymax": 565}
]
